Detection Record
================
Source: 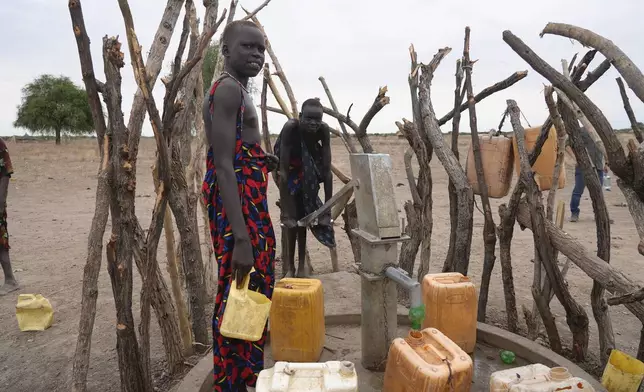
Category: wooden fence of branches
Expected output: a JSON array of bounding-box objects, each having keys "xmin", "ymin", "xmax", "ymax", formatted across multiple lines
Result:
[
  {"xmin": 395, "ymin": 23, "xmax": 644, "ymax": 367},
  {"xmin": 67, "ymin": 0, "xmax": 272, "ymax": 390},
  {"xmin": 69, "ymin": 0, "xmax": 644, "ymax": 387}
]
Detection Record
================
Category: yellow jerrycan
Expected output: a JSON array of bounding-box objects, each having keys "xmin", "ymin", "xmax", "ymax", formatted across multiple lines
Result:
[
  {"xmin": 601, "ymin": 349, "xmax": 644, "ymax": 392},
  {"xmin": 16, "ymin": 294, "xmax": 54, "ymax": 332},
  {"xmin": 220, "ymin": 268, "xmax": 272, "ymax": 342}
]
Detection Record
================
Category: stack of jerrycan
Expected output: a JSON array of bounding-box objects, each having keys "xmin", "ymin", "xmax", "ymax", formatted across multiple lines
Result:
[
  {"xmin": 512, "ymin": 125, "xmax": 566, "ymax": 191},
  {"xmin": 383, "ymin": 328, "xmax": 473, "ymax": 390},
  {"xmin": 259, "ymin": 278, "xmax": 360, "ymax": 391},
  {"xmin": 382, "ymin": 272, "xmax": 478, "ymax": 390},
  {"xmin": 491, "ymin": 364, "xmax": 595, "ymax": 391},
  {"xmin": 422, "ymin": 272, "xmax": 478, "ymax": 354}
]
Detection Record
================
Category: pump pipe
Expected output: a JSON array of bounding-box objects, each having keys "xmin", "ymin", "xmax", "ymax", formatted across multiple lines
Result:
[{"xmin": 384, "ymin": 267, "xmax": 425, "ymax": 330}]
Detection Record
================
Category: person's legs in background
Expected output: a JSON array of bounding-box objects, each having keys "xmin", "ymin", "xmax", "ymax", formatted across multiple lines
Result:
[{"xmin": 570, "ymin": 166, "xmax": 585, "ymax": 222}]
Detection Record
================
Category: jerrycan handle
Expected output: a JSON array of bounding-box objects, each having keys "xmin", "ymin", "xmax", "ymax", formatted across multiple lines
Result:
[{"xmin": 230, "ymin": 267, "xmax": 255, "ymax": 296}]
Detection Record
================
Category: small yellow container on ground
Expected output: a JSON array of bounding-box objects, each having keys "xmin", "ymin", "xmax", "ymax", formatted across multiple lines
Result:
[
  {"xmin": 16, "ymin": 294, "xmax": 54, "ymax": 332},
  {"xmin": 270, "ymin": 278, "xmax": 325, "ymax": 362},
  {"xmin": 601, "ymin": 349, "xmax": 644, "ymax": 392},
  {"xmin": 219, "ymin": 269, "xmax": 271, "ymax": 342}
]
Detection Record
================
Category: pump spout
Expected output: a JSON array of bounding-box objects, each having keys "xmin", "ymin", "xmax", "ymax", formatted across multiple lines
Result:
[{"xmin": 384, "ymin": 267, "xmax": 425, "ymax": 330}]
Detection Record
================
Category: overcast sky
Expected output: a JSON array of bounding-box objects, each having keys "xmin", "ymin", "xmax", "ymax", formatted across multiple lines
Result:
[{"xmin": 1, "ymin": 0, "xmax": 643, "ymax": 138}]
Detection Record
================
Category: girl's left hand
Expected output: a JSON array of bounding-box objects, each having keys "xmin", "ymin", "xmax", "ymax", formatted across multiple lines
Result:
[{"xmin": 265, "ymin": 153, "xmax": 279, "ymax": 172}]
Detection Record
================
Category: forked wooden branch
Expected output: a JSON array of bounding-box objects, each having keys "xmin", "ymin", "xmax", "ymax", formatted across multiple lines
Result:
[
  {"xmin": 437, "ymin": 70, "xmax": 527, "ymax": 126},
  {"xmin": 526, "ymin": 51, "xmax": 610, "ymax": 182},
  {"xmin": 396, "ymin": 119, "xmax": 432, "ymax": 282},
  {"xmin": 417, "ymin": 48, "xmax": 465, "ymax": 187},
  {"xmin": 503, "ymin": 30, "xmax": 631, "ymax": 182},
  {"xmin": 525, "ymin": 86, "xmax": 569, "ymax": 341},
  {"xmin": 509, "ymin": 98, "xmax": 589, "ymax": 360},
  {"xmin": 460, "ymin": 27, "xmax": 497, "ymax": 323},
  {"xmin": 102, "ymin": 35, "xmax": 150, "ymax": 391},
  {"xmin": 414, "ymin": 46, "xmax": 473, "ymax": 275},
  {"xmin": 558, "ymin": 87, "xmax": 615, "ymax": 363},
  {"xmin": 541, "ymin": 22, "xmax": 644, "ymax": 104},
  {"xmin": 319, "ymin": 76, "xmax": 357, "ymax": 153},
  {"xmin": 125, "ymin": 0, "xmax": 186, "ymax": 169},
  {"xmin": 578, "ymin": 59, "xmax": 611, "ymax": 91},
  {"xmin": 117, "ymin": 0, "xmax": 176, "ymax": 382},
  {"xmin": 402, "ymin": 44, "xmax": 434, "ymax": 282}
]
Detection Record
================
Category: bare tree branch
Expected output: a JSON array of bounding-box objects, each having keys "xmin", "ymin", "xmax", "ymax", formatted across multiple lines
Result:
[
  {"xmin": 541, "ymin": 22, "xmax": 644, "ymax": 104},
  {"xmin": 503, "ymin": 29, "xmax": 631, "ymax": 183},
  {"xmin": 241, "ymin": 0, "xmax": 272, "ymax": 21},
  {"xmin": 437, "ymin": 71, "xmax": 528, "ymax": 126},
  {"xmin": 319, "ymin": 76, "xmax": 357, "ymax": 153},
  {"xmin": 617, "ymin": 77, "xmax": 644, "ymax": 143}
]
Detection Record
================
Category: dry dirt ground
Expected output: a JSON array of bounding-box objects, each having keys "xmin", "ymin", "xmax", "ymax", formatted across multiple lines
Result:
[{"xmin": 0, "ymin": 134, "xmax": 641, "ymax": 391}]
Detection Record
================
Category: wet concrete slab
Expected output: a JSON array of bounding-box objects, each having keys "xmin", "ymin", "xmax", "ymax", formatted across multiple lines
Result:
[
  {"xmin": 174, "ymin": 272, "xmax": 604, "ymax": 391},
  {"xmin": 263, "ymin": 325, "xmax": 531, "ymax": 392}
]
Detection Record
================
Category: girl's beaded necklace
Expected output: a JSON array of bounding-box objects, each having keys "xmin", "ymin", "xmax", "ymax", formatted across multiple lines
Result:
[{"xmin": 222, "ymin": 72, "xmax": 249, "ymax": 94}]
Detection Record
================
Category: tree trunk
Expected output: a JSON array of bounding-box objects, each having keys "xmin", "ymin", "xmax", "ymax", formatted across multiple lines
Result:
[
  {"xmin": 462, "ymin": 27, "xmax": 497, "ymax": 322},
  {"xmin": 72, "ymin": 165, "xmax": 111, "ymax": 392},
  {"xmin": 168, "ymin": 143, "xmax": 210, "ymax": 349},
  {"xmin": 446, "ymin": 59, "xmax": 465, "ymax": 271},
  {"xmin": 102, "ymin": 35, "xmax": 148, "ymax": 391},
  {"xmin": 55, "ymin": 128, "xmax": 61, "ymax": 145},
  {"xmin": 68, "ymin": 1, "xmax": 111, "ymax": 389},
  {"xmin": 497, "ymin": 186, "xmax": 522, "ymax": 334},
  {"xmin": 106, "ymin": 239, "xmax": 148, "ymax": 392},
  {"xmin": 414, "ymin": 48, "xmax": 474, "ymax": 275},
  {"xmin": 508, "ymin": 98, "xmax": 589, "ymax": 361},
  {"xmin": 132, "ymin": 225, "xmax": 186, "ymax": 375},
  {"xmin": 559, "ymin": 98, "xmax": 615, "ymax": 364},
  {"xmin": 156, "ymin": 163, "xmax": 193, "ymax": 356}
]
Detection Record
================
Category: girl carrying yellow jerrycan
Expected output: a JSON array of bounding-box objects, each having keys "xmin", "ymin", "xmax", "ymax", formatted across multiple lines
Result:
[
  {"xmin": 601, "ymin": 349, "xmax": 644, "ymax": 392},
  {"xmin": 219, "ymin": 268, "xmax": 272, "ymax": 342}
]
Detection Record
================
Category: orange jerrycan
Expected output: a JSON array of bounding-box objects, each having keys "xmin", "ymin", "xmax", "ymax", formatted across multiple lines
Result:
[
  {"xmin": 512, "ymin": 125, "xmax": 566, "ymax": 191},
  {"xmin": 219, "ymin": 268, "xmax": 272, "ymax": 342},
  {"xmin": 270, "ymin": 278, "xmax": 325, "ymax": 362},
  {"xmin": 422, "ymin": 272, "xmax": 477, "ymax": 353},
  {"xmin": 383, "ymin": 328, "xmax": 473, "ymax": 391},
  {"xmin": 16, "ymin": 294, "xmax": 54, "ymax": 331},
  {"xmin": 465, "ymin": 134, "xmax": 514, "ymax": 198}
]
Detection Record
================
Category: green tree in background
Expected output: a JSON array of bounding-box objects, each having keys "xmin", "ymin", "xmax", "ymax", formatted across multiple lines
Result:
[
  {"xmin": 14, "ymin": 74, "xmax": 94, "ymax": 145},
  {"xmin": 201, "ymin": 42, "xmax": 258, "ymax": 95}
]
